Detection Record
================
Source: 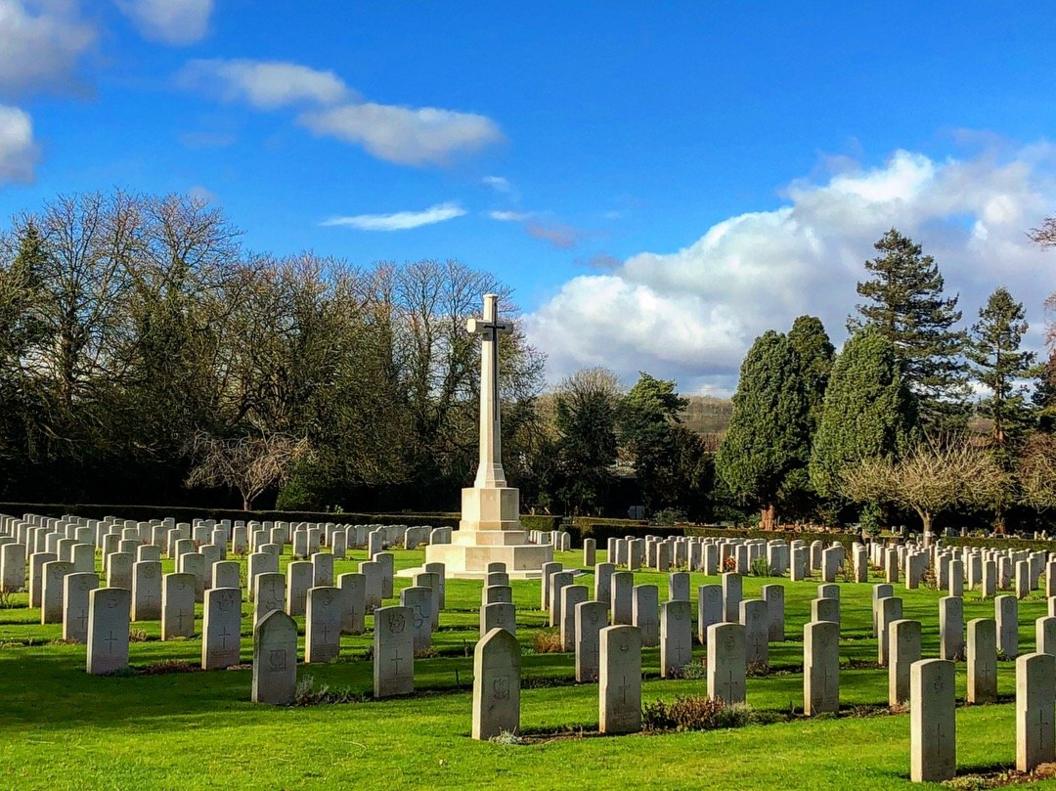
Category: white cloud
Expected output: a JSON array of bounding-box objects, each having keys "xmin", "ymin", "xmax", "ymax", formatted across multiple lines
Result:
[
  {"xmin": 179, "ymin": 56, "xmax": 502, "ymax": 168},
  {"xmin": 187, "ymin": 184, "xmax": 216, "ymax": 204},
  {"xmin": 488, "ymin": 210, "xmax": 531, "ymax": 222},
  {"xmin": 0, "ymin": 0, "xmax": 96, "ymax": 97},
  {"xmin": 116, "ymin": 0, "xmax": 212, "ymax": 46},
  {"xmin": 298, "ymin": 102, "xmax": 503, "ymax": 166},
  {"xmin": 178, "ymin": 59, "xmax": 349, "ymax": 109},
  {"xmin": 0, "ymin": 103, "xmax": 38, "ymax": 183},
  {"xmin": 320, "ymin": 201, "xmax": 466, "ymax": 231},
  {"xmin": 525, "ymin": 145, "xmax": 1056, "ymax": 394},
  {"xmin": 482, "ymin": 175, "xmax": 512, "ymax": 193}
]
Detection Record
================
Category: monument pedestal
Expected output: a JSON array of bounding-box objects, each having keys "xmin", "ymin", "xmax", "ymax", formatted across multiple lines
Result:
[{"xmin": 401, "ymin": 485, "xmax": 553, "ymax": 580}]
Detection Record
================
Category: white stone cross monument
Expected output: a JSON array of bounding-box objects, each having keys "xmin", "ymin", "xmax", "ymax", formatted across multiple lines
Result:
[{"xmin": 415, "ymin": 293, "xmax": 553, "ymax": 579}]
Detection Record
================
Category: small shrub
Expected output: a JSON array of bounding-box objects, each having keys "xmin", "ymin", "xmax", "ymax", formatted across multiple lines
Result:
[
  {"xmin": 532, "ymin": 629, "xmax": 564, "ymax": 654},
  {"xmin": 293, "ymin": 674, "xmax": 364, "ymax": 706},
  {"xmin": 722, "ymin": 556, "xmax": 736, "ymax": 572},
  {"xmin": 138, "ymin": 660, "xmax": 200, "ymax": 675},
  {"xmin": 746, "ymin": 661, "xmax": 770, "ymax": 677},
  {"xmin": 129, "ymin": 628, "xmax": 149, "ymax": 642},
  {"xmin": 653, "ymin": 508, "xmax": 687, "ymax": 526},
  {"xmin": 676, "ymin": 660, "xmax": 706, "ymax": 679},
  {"xmin": 489, "ymin": 730, "xmax": 525, "ymax": 745},
  {"xmin": 750, "ymin": 557, "xmax": 771, "ymax": 577},
  {"xmin": 642, "ymin": 696, "xmax": 753, "ymax": 732}
]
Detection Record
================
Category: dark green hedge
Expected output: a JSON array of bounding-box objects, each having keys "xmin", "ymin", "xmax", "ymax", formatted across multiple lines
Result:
[
  {"xmin": 520, "ymin": 514, "xmax": 564, "ymax": 532},
  {"xmin": 941, "ymin": 535, "xmax": 1055, "ymax": 553}
]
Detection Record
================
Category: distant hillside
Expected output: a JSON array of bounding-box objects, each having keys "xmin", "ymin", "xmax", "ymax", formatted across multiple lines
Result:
[
  {"xmin": 681, "ymin": 395, "xmax": 733, "ymax": 437},
  {"xmin": 533, "ymin": 391, "xmax": 732, "ymax": 444}
]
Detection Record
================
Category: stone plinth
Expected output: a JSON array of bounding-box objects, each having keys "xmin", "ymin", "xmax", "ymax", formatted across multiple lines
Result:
[{"xmin": 411, "ymin": 485, "xmax": 553, "ymax": 580}]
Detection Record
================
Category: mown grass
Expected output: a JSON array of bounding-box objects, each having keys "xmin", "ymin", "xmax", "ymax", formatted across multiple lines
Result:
[{"xmin": 1, "ymin": 546, "xmax": 1055, "ymax": 789}]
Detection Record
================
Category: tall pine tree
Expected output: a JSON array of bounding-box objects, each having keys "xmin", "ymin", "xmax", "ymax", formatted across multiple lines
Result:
[
  {"xmin": 850, "ymin": 229, "xmax": 968, "ymax": 427},
  {"xmin": 1033, "ymin": 351, "xmax": 1056, "ymax": 432},
  {"xmin": 788, "ymin": 315, "xmax": 835, "ymax": 434},
  {"xmin": 809, "ymin": 326, "xmax": 919, "ymax": 501},
  {"xmin": 619, "ymin": 372, "xmax": 688, "ymax": 513},
  {"xmin": 968, "ymin": 287, "xmax": 1035, "ymax": 447},
  {"xmin": 716, "ymin": 331, "xmax": 812, "ymax": 529},
  {"xmin": 552, "ymin": 368, "xmax": 621, "ymax": 515}
]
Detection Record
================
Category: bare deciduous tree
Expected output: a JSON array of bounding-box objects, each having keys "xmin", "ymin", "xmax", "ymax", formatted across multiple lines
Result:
[
  {"xmin": 1030, "ymin": 217, "xmax": 1056, "ymax": 248},
  {"xmin": 186, "ymin": 430, "xmax": 311, "ymax": 510},
  {"xmin": 842, "ymin": 436, "xmax": 1009, "ymax": 533},
  {"xmin": 1020, "ymin": 433, "xmax": 1056, "ymax": 513}
]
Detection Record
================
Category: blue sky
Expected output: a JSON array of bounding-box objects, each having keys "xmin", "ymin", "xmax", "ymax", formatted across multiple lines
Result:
[{"xmin": 2, "ymin": 2, "xmax": 1055, "ymax": 392}]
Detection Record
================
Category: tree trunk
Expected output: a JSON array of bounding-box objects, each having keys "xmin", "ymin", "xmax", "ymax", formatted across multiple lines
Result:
[
  {"xmin": 760, "ymin": 503, "xmax": 776, "ymax": 531},
  {"xmin": 994, "ymin": 511, "xmax": 1007, "ymax": 535},
  {"xmin": 919, "ymin": 511, "xmax": 932, "ymax": 536},
  {"xmin": 243, "ymin": 493, "xmax": 254, "ymax": 512}
]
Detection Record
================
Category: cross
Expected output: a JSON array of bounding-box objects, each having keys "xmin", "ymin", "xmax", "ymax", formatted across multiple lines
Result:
[
  {"xmin": 320, "ymin": 621, "xmax": 333, "ymax": 644},
  {"xmin": 615, "ymin": 675, "xmax": 631, "ymax": 705},
  {"xmin": 466, "ymin": 293, "xmax": 513, "ymax": 489},
  {"xmin": 820, "ymin": 659, "xmax": 833, "ymax": 700},
  {"xmin": 176, "ymin": 608, "xmax": 191, "ymax": 632},
  {"xmin": 1035, "ymin": 708, "xmax": 1051, "ymax": 750},
  {"xmin": 104, "ymin": 630, "xmax": 118, "ymax": 654},
  {"xmin": 218, "ymin": 624, "xmax": 232, "ymax": 649},
  {"xmin": 671, "ymin": 631, "xmax": 691, "ymax": 663},
  {"xmin": 76, "ymin": 608, "xmax": 88, "ymax": 633},
  {"xmin": 391, "ymin": 650, "xmax": 402, "ymax": 676}
]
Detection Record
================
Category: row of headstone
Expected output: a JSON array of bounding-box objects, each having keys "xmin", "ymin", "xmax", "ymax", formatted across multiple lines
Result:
[
  {"xmin": 527, "ymin": 530, "xmax": 572, "ymax": 551},
  {"xmin": 591, "ymin": 534, "xmax": 861, "ymax": 582},
  {"xmin": 0, "ymin": 513, "xmax": 451, "ymax": 595},
  {"xmin": 868, "ymin": 536, "xmax": 1056, "ymax": 601},
  {"xmin": 907, "ymin": 650, "xmax": 1056, "ymax": 782}
]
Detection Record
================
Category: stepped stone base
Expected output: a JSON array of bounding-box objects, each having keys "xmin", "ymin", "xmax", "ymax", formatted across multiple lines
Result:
[{"xmin": 397, "ymin": 485, "xmax": 553, "ymax": 579}]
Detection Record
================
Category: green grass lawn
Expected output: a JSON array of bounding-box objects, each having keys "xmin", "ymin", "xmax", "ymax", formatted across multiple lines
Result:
[{"xmin": 1, "ymin": 547, "xmax": 1054, "ymax": 790}]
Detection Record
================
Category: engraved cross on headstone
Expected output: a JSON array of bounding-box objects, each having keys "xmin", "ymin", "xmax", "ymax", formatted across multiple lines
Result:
[{"xmin": 616, "ymin": 674, "xmax": 631, "ymax": 705}]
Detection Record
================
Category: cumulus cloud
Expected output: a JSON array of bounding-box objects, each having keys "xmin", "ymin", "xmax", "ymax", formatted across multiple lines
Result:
[
  {"xmin": 0, "ymin": 103, "xmax": 38, "ymax": 183},
  {"xmin": 298, "ymin": 102, "xmax": 503, "ymax": 166},
  {"xmin": 178, "ymin": 59, "xmax": 349, "ymax": 109},
  {"xmin": 116, "ymin": 0, "xmax": 213, "ymax": 45},
  {"xmin": 320, "ymin": 201, "xmax": 466, "ymax": 231},
  {"xmin": 178, "ymin": 56, "xmax": 502, "ymax": 168},
  {"xmin": 525, "ymin": 145, "xmax": 1056, "ymax": 395},
  {"xmin": 0, "ymin": 0, "xmax": 96, "ymax": 97}
]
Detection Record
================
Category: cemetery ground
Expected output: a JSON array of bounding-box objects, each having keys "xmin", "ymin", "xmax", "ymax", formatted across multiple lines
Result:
[{"xmin": 1, "ymin": 547, "xmax": 1053, "ymax": 791}]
